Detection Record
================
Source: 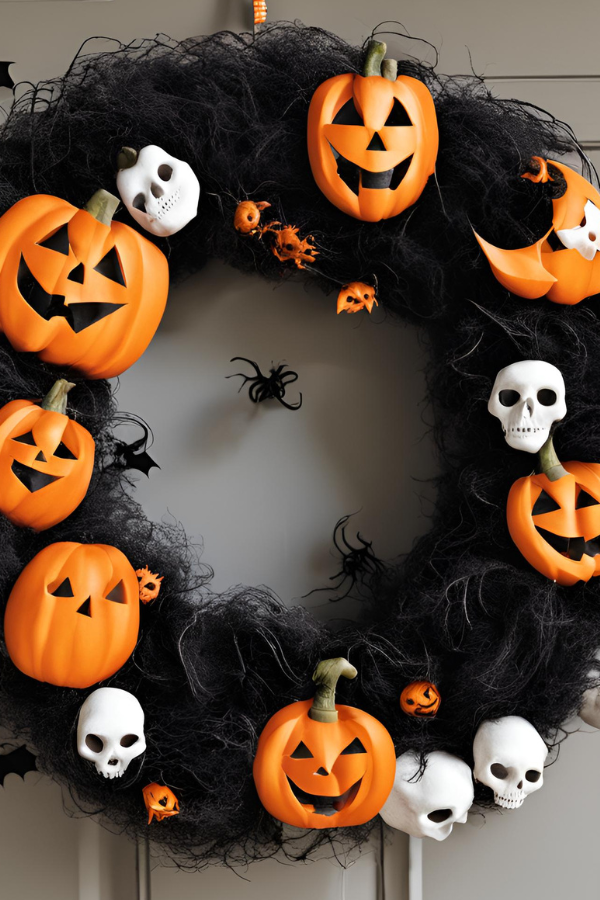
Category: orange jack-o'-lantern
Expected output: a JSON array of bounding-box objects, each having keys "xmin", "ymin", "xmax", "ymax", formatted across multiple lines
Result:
[
  {"xmin": 474, "ymin": 158, "xmax": 600, "ymax": 305},
  {"xmin": 400, "ymin": 681, "xmax": 441, "ymax": 717},
  {"xmin": 136, "ymin": 566, "xmax": 163, "ymax": 604},
  {"xmin": 0, "ymin": 379, "xmax": 95, "ymax": 531},
  {"xmin": 307, "ymin": 40, "xmax": 438, "ymax": 222},
  {"xmin": 4, "ymin": 542, "xmax": 140, "ymax": 687},
  {"xmin": 0, "ymin": 190, "xmax": 169, "ymax": 378},
  {"xmin": 142, "ymin": 783, "xmax": 180, "ymax": 824},
  {"xmin": 253, "ymin": 658, "xmax": 396, "ymax": 828},
  {"xmin": 234, "ymin": 200, "xmax": 271, "ymax": 234},
  {"xmin": 507, "ymin": 437, "xmax": 600, "ymax": 585},
  {"xmin": 337, "ymin": 281, "xmax": 378, "ymax": 314}
]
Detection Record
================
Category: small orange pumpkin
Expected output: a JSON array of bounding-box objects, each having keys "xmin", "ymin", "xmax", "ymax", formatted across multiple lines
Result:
[
  {"xmin": 136, "ymin": 566, "xmax": 163, "ymax": 604},
  {"xmin": 234, "ymin": 199, "xmax": 271, "ymax": 234},
  {"xmin": 400, "ymin": 681, "xmax": 441, "ymax": 717},
  {"xmin": 0, "ymin": 379, "xmax": 95, "ymax": 531},
  {"xmin": 337, "ymin": 281, "xmax": 378, "ymax": 314},
  {"xmin": 307, "ymin": 40, "xmax": 438, "ymax": 222},
  {"xmin": 253, "ymin": 658, "xmax": 396, "ymax": 828},
  {"xmin": 0, "ymin": 190, "xmax": 169, "ymax": 378},
  {"xmin": 142, "ymin": 783, "xmax": 180, "ymax": 824},
  {"xmin": 4, "ymin": 542, "xmax": 140, "ymax": 687}
]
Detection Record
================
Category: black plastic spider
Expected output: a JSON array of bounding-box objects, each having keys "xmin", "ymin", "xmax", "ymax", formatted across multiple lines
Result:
[
  {"xmin": 306, "ymin": 515, "xmax": 387, "ymax": 601},
  {"xmin": 227, "ymin": 357, "xmax": 302, "ymax": 410}
]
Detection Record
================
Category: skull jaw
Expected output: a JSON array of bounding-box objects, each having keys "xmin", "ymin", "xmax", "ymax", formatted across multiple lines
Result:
[{"xmin": 494, "ymin": 789, "xmax": 525, "ymax": 810}]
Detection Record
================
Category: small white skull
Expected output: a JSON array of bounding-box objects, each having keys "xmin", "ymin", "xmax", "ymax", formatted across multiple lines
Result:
[
  {"xmin": 116, "ymin": 145, "xmax": 200, "ymax": 237},
  {"xmin": 473, "ymin": 716, "xmax": 548, "ymax": 809},
  {"xmin": 488, "ymin": 360, "xmax": 566, "ymax": 453},
  {"xmin": 77, "ymin": 688, "xmax": 146, "ymax": 779},
  {"xmin": 556, "ymin": 200, "xmax": 600, "ymax": 261},
  {"xmin": 380, "ymin": 751, "xmax": 474, "ymax": 841}
]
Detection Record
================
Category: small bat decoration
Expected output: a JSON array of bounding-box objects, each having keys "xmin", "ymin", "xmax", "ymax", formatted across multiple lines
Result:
[
  {"xmin": 0, "ymin": 62, "xmax": 15, "ymax": 91},
  {"xmin": 113, "ymin": 417, "xmax": 160, "ymax": 477},
  {"xmin": 0, "ymin": 745, "xmax": 38, "ymax": 785}
]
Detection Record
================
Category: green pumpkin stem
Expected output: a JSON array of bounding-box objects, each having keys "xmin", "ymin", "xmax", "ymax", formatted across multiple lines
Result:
[
  {"xmin": 116, "ymin": 147, "xmax": 139, "ymax": 171},
  {"xmin": 363, "ymin": 40, "xmax": 387, "ymax": 77},
  {"xmin": 40, "ymin": 379, "xmax": 75, "ymax": 416},
  {"xmin": 381, "ymin": 59, "xmax": 398, "ymax": 82},
  {"xmin": 84, "ymin": 190, "xmax": 120, "ymax": 227},
  {"xmin": 309, "ymin": 658, "xmax": 358, "ymax": 723},
  {"xmin": 537, "ymin": 434, "xmax": 569, "ymax": 482}
]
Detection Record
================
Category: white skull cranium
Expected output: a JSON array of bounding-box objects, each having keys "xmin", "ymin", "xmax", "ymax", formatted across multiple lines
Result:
[
  {"xmin": 380, "ymin": 751, "xmax": 474, "ymax": 841},
  {"xmin": 556, "ymin": 200, "xmax": 600, "ymax": 261},
  {"xmin": 473, "ymin": 716, "xmax": 547, "ymax": 809},
  {"xmin": 116, "ymin": 145, "xmax": 200, "ymax": 237},
  {"xmin": 77, "ymin": 688, "xmax": 146, "ymax": 779},
  {"xmin": 488, "ymin": 360, "xmax": 566, "ymax": 453}
]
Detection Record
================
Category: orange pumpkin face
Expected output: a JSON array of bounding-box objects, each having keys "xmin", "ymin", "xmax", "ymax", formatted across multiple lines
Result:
[
  {"xmin": 234, "ymin": 199, "xmax": 271, "ymax": 234},
  {"xmin": 0, "ymin": 381, "xmax": 94, "ymax": 530},
  {"xmin": 0, "ymin": 192, "xmax": 169, "ymax": 378},
  {"xmin": 142, "ymin": 783, "xmax": 180, "ymax": 824},
  {"xmin": 507, "ymin": 462, "xmax": 600, "ymax": 585},
  {"xmin": 337, "ymin": 281, "xmax": 378, "ymax": 314},
  {"xmin": 4, "ymin": 542, "xmax": 140, "ymax": 687},
  {"xmin": 400, "ymin": 681, "xmax": 441, "ymax": 717},
  {"xmin": 307, "ymin": 71, "xmax": 438, "ymax": 222}
]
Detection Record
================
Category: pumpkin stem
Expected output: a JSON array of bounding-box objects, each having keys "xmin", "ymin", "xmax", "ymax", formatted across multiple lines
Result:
[
  {"xmin": 117, "ymin": 147, "xmax": 139, "ymax": 171},
  {"xmin": 537, "ymin": 434, "xmax": 569, "ymax": 482},
  {"xmin": 363, "ymin": 40, "xmax": 387, "ymax": 77},
  {"xmin": 40, "ymin": 379, "xmax": 75, "ymax": 416},
  {"xmin": 381, "ymin": 59, "xmax": 398, "ymax": 81},
  {"xmin": 309, "ymin": 658, "xmax": 358, "ymax": 723},
  {"xmin": 84, "ymin": 190, "xmax": 120, "ymax": 227}
]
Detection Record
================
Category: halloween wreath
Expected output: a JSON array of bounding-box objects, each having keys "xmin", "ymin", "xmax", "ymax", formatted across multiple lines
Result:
[{"xmin": 0, "ymin": 17, "xmax": 599, "ymax": 867}]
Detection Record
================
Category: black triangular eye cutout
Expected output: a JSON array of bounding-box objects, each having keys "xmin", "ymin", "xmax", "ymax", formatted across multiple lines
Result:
[
  {"xmin": 384, "ymin": 98, "xmax": 412, "ymax": 127},
  {"xmin": 37, "ymin": 224, "xmax": 70, "ymax": 256},
  {"xmin": 94, "ymin": 247, "xmax": 126, "ymax": 286},
  {"xmin": 532, "ymin": 490, "xmax": 561, "ymax": 516},
  {"xmin": 106, "ymin": 580, "xmax": 126, "ymax": 604},
  {"xmin": 54, "ymin": 441, "xmax": 77, "ymax": 460},
  {"xmin": 51, "ymin": 577, "xmax": 74, "ymax": 597},
  {"xmin": 77, "ymin": 597, "xmax": 92, "ymax": 617},
  {"xmin": 13, "ymin": 431, "xmax": 36, "ymax": 445},
  {"xmin": 290, "ymin": 741, "xmax": 314, "ymax": 759},
  {"xmin": 341, "ymin": 738, "xmax": 366, "ymax": 755},
  {"xmin": 332, "ymin": 98, "xmax": 364, "ymax": 126},
  {"xmin": 366, "ymin": 132, "xmax": 386, "ymax": 151},
  {"xmin": 67, "ymin": 263, "xmax": 85, "ymax": 285},
  {"xmin": 576, "ymin": 489, "xmax": 600, "ymax": 509}
]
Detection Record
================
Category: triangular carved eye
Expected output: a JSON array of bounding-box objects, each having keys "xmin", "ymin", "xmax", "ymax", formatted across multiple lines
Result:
[
  {"xmin": 37, "ymin": 225, "xmax": 70, "ymax": 256},
  {"xmin": 332, "ymin": 99, "xmax": 364, "ymax": 126},
  {"xmin": 340, "ymin": 738, "xmax": 366, "ymax": 755},
  {"xmin": 576, "ymin": 489, "xmax": 600, "ymax": 509},
  {"xmin": 290, "ymin": 741, "xmax": 313, "ymax": 759},
  {"xmin": 106, "ymin": 580, "xmax": 126, "ymax": 604},
  {"xmin": 94, "ymin": 247, "xmax": 126, "ymax": 286},
  {"xmin": 54, "ymin": 441, "xmax": 77, "ymax": 460},
  {"xmin": 532, "ymin": 490, "xmax": 561, "ymax": 516},
  {"xmin": 384, "ymin": 98, "xmax": 412, "ymax": 126},
  {"xmin": 13, "ymin": 431, "xmax": 36, "ymax": 445},
  {"xmin": 51, "ymin": 577, "xmax": 74, "ymax": 597}
]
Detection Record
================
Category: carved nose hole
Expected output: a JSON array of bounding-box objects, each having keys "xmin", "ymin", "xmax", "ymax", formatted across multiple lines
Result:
[
  {"xmin": 590, "ymin": 232, "xmax": 597, "ymax": 242},
  {"xmin": 108, "ymin": 759, "xmax": 118, "ymax": 766},
  {"xmin": 151, "ymin": 182, "xmax": 164, "ymax": 199},
  {"xmin": 315, "ymin": 767, "xmax": 328, "ymax": 776},
  {"xmin": 77, "ymin": 597, "xmax": 92, "ymax": 617},
  {"xmin": 35, "ymin": 451, "xmax": 47, "ymax": 462},
  {"xmin": 366, "ymin": 132, "xmax": 386, "ymax": 151}
]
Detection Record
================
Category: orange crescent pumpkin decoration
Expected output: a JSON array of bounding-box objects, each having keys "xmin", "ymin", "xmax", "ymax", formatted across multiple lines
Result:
[
  {"xmin": 142, "ymin": 783, "xmax": 180, "ymax": 824},
  {"xmin": 4, "ymin": 542, "xmax": 140, "ymax": 687},
  {"xmin": 253, "ymin": 657, "xmax": 396, "ymax": 828},
  {"xmin": 307, "ymin": 40, "xmax": 438, "ymax": 222},
  {"xmin": 337, "ymin": 281, "xmax": 378, "ymax": 314},
  {"xmin": 0, "ymin": 190, "xmax": 169, "ymax": 378},
  {"xmin": 507, "ymin": 436, "xmax": 600, "ymax": 586},
  {"xmin": 0, "ymin": 379, "xmax": 95, "ymax": 531},
  {"xmin": 399, "ymin": 681, "xmax": 441, "ymax": 717},
  {"xmin": 474, "ymin": 158, "xmax": 600, "ymax": 305}
]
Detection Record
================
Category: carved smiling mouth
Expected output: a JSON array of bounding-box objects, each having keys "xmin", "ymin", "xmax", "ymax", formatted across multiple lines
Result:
[
  {"xmin": 329, "ymin": 144, "xmax": 413, "ymax": 195},
  {"xmin": 535, "ymin": 527, "xmax": 600, "ymax": 561},
  {"xmin": 286, "ymin": 776, "xmax": 362, "ymax": 816},
  {"xmin": 11, "ymin": 460, "xmax": 61, "ymax": 492}
]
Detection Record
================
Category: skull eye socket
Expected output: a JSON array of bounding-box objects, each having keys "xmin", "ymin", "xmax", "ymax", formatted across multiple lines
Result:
[
  {"xmin": 106, "ymin": 580, "xmax": 126, "ymax": 604},
  {"xmin": 50, "ymin": 577, "xmax": 74, "ymax": 597},
  {"xmin": 340, "ymin": 738, "xmax": 366, "ymax": 755},
  {"xmin": 157, "ymin": 164, "xmax": 173, "ymax": 182},
  {"xmin": 13, "ymin": 431, "xmax": 36, "ymax": 445},
  {"xmin": 332, "ymin": 99, "xmax": 364, "ymax": 126},
  {"xmin": 384, "ymin": 98, "xmax": 412, "ymax": 127},
  {"xmin": 54, "ymin": 441, "xmax": 77, "ymax": 460},
  {"xmin": 427, "ymin": 808, "xmax": 452, "ymax": 823},
  {"xmin": 85, "ymin": 734, "xmax": 104, "ymax": 753},
  {"xmin": 537, "ymin": 389, "xmax": 557, "ymax": 406},
  {"xmin": 499, "ymin": 389, "xmax": 520, "ymax": 407},
  {"xmin": 525, "ymin": 769, "xmax": 541, "ymax": 783},
  {"xmin": 290, "ymin": 741, "xmax": 314, "ymax": 759},
  {"xmin": 576, "ymin": 489, "xmax": 600, "ymax": 509},
  {"xmin": 490, "ymin": 763, "xmax": 508, "ymax": 779},
  {"xmin": 37, "ymin": 224, "xmax": 70, "ymax": 256},
  {"xmin": 94, "ymin": 247, "xmax": 126, "ymax": 287},
  {"xmin": 120, "ymin": 734, "xmax": 139, "ymax": 748}
]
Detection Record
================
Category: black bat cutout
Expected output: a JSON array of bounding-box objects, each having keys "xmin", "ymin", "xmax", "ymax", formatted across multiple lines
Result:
[
  {"xmin": 113, "ymin": 418, "xmax": 160, "ymax": 477},
  {"xmin": 0, "ymin": 62, "xmax": 15, "ymax": 91},
  {"xmin": 0, "ymin": 745, "xmax": 38, "ymax": 785}
]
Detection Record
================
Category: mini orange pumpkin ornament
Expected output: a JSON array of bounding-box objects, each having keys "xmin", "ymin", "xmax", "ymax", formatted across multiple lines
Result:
[
  {"xmin": 253, "ymin": 657, "xmax": 396, "ymax": 828},
  {"xmin": 261, "ymin": 222, "xmax": 319, "ymax": 269},
  {"xmin": 4, "ymin": 542, "xmax": 140, "ymax": 687},
  {"xmin": 474, "ymin": 158, "xmax": 600, "ymax": 305},
  {"xmin": 0, "ymin": 190, "xmax": 169, "ymax": 378},
  {"xmin": 142, "ymin": 783, "xmax": 180, "ymax": 824},
  {"xmin": 337, "ymin": 281, "xmax": 378, "ymax": 314},
  {"xmin": 0, "ymin": 379, "xmax": 95, "ymax": 530},
  {"xmin": 400, "ymin": 681, "xmax": 441, "ymax": 717},
  {"xmin": 307, "ymin": 40, "xmax": 439, "ymax": 222},
  {"xmin": 234, "ymin": 199, "xmax": 271, "ymax": 234},
  {"xmin": 136, "ymin": 566, "xmax": 163, "ymax": 604}
]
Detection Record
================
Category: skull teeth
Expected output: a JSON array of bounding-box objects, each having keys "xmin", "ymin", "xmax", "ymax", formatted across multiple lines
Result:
[{"xmin": 494, "ymin": 790, "xmax": 525, "ymax": 809}]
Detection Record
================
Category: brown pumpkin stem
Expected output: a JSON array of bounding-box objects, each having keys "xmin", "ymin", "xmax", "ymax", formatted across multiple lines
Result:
[
  {"xmin": 117, "ymin": 147, "xmax": 139, "ymax": 171},
  {"xmin": 40, "ymin": 379, "xmax": 75, "ymax": 416},
  {"xmin": 309, "ymin": 658, "xmax": 358, "ymax": 723},
  {"xmin": 84, "ymin": 190, "xmax": 120, "ymax": 227},
  {"xmin": 537, "ymin": 435, "xmax": 569, "ymax": 482},
  {"xmin": 381, "ymin": 59, "xmax": 398, "ymax": 82},
  {"xmin": 363, "ymin": 40, "xmax": 387, "ymax": 77}
]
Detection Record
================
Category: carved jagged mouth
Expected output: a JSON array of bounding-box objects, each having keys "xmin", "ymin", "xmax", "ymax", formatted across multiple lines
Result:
[
  {"xmin": 286, "ymin": 776, "xmax": 362, "ymax": 816},
  {"xmin": 11, "ymin": 460, "xmax": 61, "ymax": 492},
  {"xmin": 329, "ymin": 144, "xmax": 413, "ymax": 195},
  {"xmin": 535, "ymin": 526, "xmax": 600, "ymax": 561}
]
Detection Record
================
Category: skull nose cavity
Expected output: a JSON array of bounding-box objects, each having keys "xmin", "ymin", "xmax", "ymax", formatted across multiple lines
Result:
[
  {"xmin": 151, "ymin": 182, "xmax": 164, "ymax": 199},
  {"xmin": 517, "ymin": 780, "xmax": 523, "ymax": 790},
  {"xmin": 590, "ymin": 232, "xmax": 597, "ymax": 242},
  {"xmin": 108, "ymin": 758, "xmax": 119, "ymax": 767},
  {"xmin": 315, "ymin": 767, "xmax": 328, "ymax": 776}
]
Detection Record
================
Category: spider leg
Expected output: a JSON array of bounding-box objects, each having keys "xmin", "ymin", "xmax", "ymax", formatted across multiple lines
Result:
[
  {"xmin": 354, "ymin": 531, "xmax": 372, "ymax": 550},
  {"xmin": 279, "ymin": 371, "xmax": 299, "ymax": 386},
  {"xmin": 275, "ymin": 392, "xmax": 303, "ymax": 410},
  {"xmin": 229, "ymin": 357, "xmax": 263, "ymax": 379},
  {"xmin": 331, "ymin": 516, "xmax": 352, "ymax": 556}
]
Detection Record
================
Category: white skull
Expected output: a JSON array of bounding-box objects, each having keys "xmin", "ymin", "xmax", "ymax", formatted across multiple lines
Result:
[
  {"xmin": 116, "ymin": 145, "xmax": 200, "ymax": 237},
  {"xmin": 77, "ymin": 688, "xmax": 146, "ymax": 779},
  {"xmin": 556, "ymin": 200, "xmax": 600, "ymax": 261},
  {"xmin": 473, "ymin": 716, "xmax": 548, "ymax": 809},
  {"xmin": 578, "ymin": 650, "xmax": 600, "ymax": 727},
  {"xmin": 380, "ymin": 751, "xmax": 474, "ymax": 841},
  {"xmin": 488, "ymin": 360, "xmax": 566, "ymax": 453}
]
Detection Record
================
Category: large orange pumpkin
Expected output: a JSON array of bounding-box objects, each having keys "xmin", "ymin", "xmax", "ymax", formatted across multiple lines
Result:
[
  {"xmin": 0, "ymin": 190, "xmax": 169, "ymax": 378},
  {"xmin": 4, "ymin": 542, "xmax": 140, "ymax": 687},
  {"xmin": 307, "ymin": 40, "xmax": 438, "ymax": 222},
  {"xmin": 253, "ymin": 657, "xmax": 396, "ymax": 828},
  {"xmin": 0, "ymin": 379, "xmax": 95, "ymax": 530}
]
